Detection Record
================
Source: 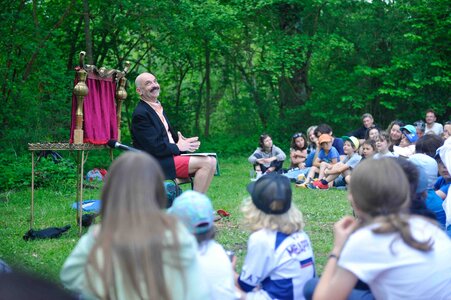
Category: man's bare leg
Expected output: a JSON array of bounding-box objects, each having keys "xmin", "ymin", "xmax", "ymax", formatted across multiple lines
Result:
[{"xmin": 188, "ymin": 156, "xmax": 217, "ymax": 193}]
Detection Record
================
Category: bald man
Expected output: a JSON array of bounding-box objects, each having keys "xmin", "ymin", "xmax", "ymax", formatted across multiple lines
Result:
[{"xmin": 131, "ymin": 72, "xmax": 216, "ymax": 193}]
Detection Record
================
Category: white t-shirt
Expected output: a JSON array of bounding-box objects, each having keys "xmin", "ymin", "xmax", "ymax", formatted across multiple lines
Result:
[
  {"xmin": 238, "ymin": 229, "xmax": 315, "ymax": 300},
  {"xmin": 339, "ymin": 216, "xmax": 451, "ymax": 300},
  {"xmin": 198, "ymin": 240, "xmax": 239, "ymax": 300},
  {"xmin": 425, "ymin": 122, "xmax": 443, "ymax": 135},
  {"xmin": 373, "ymin": 151, "xmax": 398, "ymax": 159},
  {"xmin": 393, "ymin": 144, "xmax": 416, "ymax": 158}
]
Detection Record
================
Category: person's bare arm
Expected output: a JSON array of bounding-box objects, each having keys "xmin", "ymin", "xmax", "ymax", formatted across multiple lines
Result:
[
  {"xmin": 313, "ymin": 217, "xmax": 359, "ymax": 300},
  {"xmin": 435, "ymin": 190, "xmax": 446, "ymax": 200},
  {"xmin": 326, "ymin": 162, "xmax": 349, "ymax": 176}
]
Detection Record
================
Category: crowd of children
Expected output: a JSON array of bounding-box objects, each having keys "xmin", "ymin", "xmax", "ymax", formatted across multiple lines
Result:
[{"xmin": 248, "ymin": 110, "xmax": 449, "ymax": 194}]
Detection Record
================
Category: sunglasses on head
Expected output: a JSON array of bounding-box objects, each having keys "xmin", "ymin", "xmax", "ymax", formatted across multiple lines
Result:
[{"xmin": 292, "ymin": 133, "xmax": 304, "ymax": 139}]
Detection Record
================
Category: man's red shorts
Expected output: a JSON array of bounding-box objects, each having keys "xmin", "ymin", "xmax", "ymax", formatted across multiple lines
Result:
[{"xmin": 173, "ymin": 155, "xmax": 190, "ymax": 178}]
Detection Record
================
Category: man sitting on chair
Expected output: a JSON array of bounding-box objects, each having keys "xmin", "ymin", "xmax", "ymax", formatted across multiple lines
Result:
[{"xmin": 131, "ymin": 72, "xmax": 216, "ymax": 194}]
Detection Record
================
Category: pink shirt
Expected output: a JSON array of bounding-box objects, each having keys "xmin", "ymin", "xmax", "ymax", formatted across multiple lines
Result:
[{"xmin": 145, "ymin": 100, "xmax": 175, "ymax": 144}]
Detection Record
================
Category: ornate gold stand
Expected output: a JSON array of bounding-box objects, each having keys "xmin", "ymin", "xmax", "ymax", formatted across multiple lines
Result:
[{"xmin": 28, "ymin": 51, "xmax": 130, "ymax": 235}]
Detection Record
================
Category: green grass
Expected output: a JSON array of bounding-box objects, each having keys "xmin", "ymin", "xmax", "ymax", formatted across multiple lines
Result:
[{"xmin": 0, "ymin": 156, "xmax": 352, "ymax": 283}]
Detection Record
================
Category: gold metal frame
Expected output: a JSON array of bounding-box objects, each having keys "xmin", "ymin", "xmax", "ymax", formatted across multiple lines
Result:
[{"xmin": 28, "ymin": 51, "xmax": 130, "ymax": 235}]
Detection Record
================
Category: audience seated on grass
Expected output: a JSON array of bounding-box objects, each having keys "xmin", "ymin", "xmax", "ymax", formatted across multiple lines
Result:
[
  {"xmin": 347, "ymin": 113, "xmax": 379, "ymax": 146},
  {"xmin": 390, "ymin": 157, "xmax": 436, "ymax": 221},
  {"xmin": 284, "ymin": 132, "xmax": 312, "ymax": 182},
  {"xmin": 435, "ymin": 139, "xmax": 451, "ymax": 236},
  {"xmin": 306, "ymin": 126, "xmax": 318, "ymax": 155},
  {"xmin": 60, "ymin": 152, "xmax": 208, "ymax": 300},
  {"xmin": 288, "ymin": 132, "xmax": 308, "ymax": 170},
  {"xmin": 297, "ymin": 134, "xmax": 340, "ymax": 188},
  {"xmin": 169, "ymin": 190, "xmax": 240, "ymax": 300},
  {"xmin": 361, "ymin": 139, "xmax": 376, "ymax": 160},
  {"xmin": 393, "ymin": 125, "xmax": 417, "ymax": 158},
  {"xmin": 373, "ymin": 131, "xmax": 397, "ymax": 159},
  {"xmin": 248, "ymin": 133, "xmax": 286, "ymax": 180},
  {"xmin": 302, "ymin": 125, "xmax": 320, "ymax": 178},
  {"xmin": 443, "ymin": 121, "xmax": 451, "ymax": 140},
  {"xmin": 415, "ymin": 133, "xmax": 443, "ymax": 158},
  {"xmin": 386, "ymin": 120, "xmax": 405, "ymax": 152},
  {"xmin": 409, "ymin": 154, "xmax": 446, "ymax": 231},
  {"xmin": 413, "ymin": 120, "xmax": 426, "ymax": 139},
  {"xmin": 434, "ymin": 155, "xmax": 450, "ymax": 201},
  {"xmin": 363, "ymin": 126, "xmax": 380, "ymax": 142},
  {"xmin": 237, "ymin": 173, "xmax": 315, "ymax": 300},
  {"xmin": 314, "ymin": 124, "xmax": 344, "ymax": 155},
  {"xmin": 304, "ymin": 158, "xmax": 451, "ymax": 300},
  {"xmin": 309, "ymin": 136, "xmax": 361, "ymax": 190},
  {"xmin": 424, "ymin": 109, "xmax": 443, "ymax": 136}
]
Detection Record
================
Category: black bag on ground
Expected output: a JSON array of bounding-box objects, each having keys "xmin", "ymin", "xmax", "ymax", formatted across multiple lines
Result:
[{"xmin": 23, "ymin": 225, "xmax": 71, "ymax": 241}]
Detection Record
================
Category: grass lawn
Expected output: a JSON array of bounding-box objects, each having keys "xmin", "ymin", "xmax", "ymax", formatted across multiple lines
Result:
[{"xmin": 0, "ymin": 156, "xmax": 352, "ymax": 284}]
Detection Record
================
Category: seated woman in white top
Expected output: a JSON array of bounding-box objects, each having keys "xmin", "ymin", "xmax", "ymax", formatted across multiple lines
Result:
[
  {"xmin": 60, "ymin": 152, "xmax": 209, "ymax": 300},
  {"xmin": 312, "ymin": 158, "xmax": 451, "ymax": 300}
]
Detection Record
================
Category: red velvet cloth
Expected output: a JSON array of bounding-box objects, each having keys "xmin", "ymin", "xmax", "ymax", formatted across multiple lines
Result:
[{"xmin": 70, "ymin": 72, "xmax": 118, "ymax": 144}]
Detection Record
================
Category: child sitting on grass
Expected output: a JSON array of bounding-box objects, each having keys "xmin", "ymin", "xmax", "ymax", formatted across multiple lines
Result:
[
  {"xmin": 393, "ymin": 125, "xmax": 418, "ymax": 158},
  {"xmin": 169, "ymin": 190, "xmax": 240, "ymax": 300},
  {"xmin": 361, "ymin": 139, "xmax": 376, "ymax": 160},
  {"xmin": 309, "ymin": 136, "xmax": 362, "ymax": 190},
  {"xmin": 248, "ymin": 133, "xmax": 286, "ymax": 179},
  {"xmin": 284, "ymin": 132, "xmax": 311, "ymax": 182},
  {"xmin": 308, "ymin": 158, "xmax": 451, "ymax": 300},
  {"xmin": 296, "ymin": 134, "xmax": 340, "ymax": 188},
  {"xmin": 236, "ymin": 173, "xmax": 315, "ymax": 299},
  {"xmin": 373, "ymin": 131, "xmax": 397, "ymax": 159}
]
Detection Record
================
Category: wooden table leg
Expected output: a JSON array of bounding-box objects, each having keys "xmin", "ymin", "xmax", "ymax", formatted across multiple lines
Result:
[{"xmin": 30, "ymin": 151, "xmax": 35, "ymax": 229}]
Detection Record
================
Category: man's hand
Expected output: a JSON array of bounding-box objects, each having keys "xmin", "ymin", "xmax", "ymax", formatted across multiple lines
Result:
[{"xmin": 176, "ymin": 132, "xmax": 200, "ymax": 152}]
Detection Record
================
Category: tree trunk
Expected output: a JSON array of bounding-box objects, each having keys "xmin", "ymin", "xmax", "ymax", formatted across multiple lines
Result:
[{"xmin": 204, "ymin": 41, "xmax": 211, "ymax": 137}]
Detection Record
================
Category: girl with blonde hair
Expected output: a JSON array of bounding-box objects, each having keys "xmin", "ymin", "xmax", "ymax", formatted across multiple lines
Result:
[
  {"xmin": 236, "ymin": 173, "xmax": 315, "ymax": 299},
  {"xmin": 60, "ymin": 152, "xmax": 208, "ymax": 300},
  {"xmin": 311, "ymin": 158, "xmax": 451, "ymax": 300}
]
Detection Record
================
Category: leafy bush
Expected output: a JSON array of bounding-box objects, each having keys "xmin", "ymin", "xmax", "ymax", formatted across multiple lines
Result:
[{"xmin": 0, "ymin": 152, "xmax": 77, "ymax": 192}]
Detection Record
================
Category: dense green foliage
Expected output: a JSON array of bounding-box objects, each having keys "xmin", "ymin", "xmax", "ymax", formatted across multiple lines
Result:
[
  {"xmin": 0, "ymin": 0, "xmax": 449, "ymax": 156},
  {"xmin": 0, "ymin": 157, "xmax": 351, "ymax": 282}
]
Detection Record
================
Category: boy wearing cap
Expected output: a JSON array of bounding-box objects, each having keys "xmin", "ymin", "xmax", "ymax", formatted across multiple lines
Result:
[
  {"xmin": 393, "ymin": 125, "xmax": 417, "ymax": 158},
  {"xmin": 297, "ymin": 134, "xmax": 340, "ymax": 188},
  {"xmin": 310, "ymin": 136, "xmax": 362, "ymax": 190},
  {"xmin": 237, "ymin": 173, "xmax": 315, "ymax": 300},
  {"xmin": 169, "ymin": 191, "xmax": 239, "ymax": 300}
]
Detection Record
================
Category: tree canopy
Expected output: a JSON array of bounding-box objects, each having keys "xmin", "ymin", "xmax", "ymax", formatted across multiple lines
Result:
[{"xmin": 0, "ymin": 0, "xmax": 449, "ymax": 154}]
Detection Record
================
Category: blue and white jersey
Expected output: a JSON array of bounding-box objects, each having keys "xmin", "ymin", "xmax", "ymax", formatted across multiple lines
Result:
[{"xmin": 238, "ymin": 229, "xmax": 315, "ymax": 300}]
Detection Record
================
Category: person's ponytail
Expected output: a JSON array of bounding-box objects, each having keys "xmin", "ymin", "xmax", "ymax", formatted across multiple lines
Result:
[{"xmin": 372, "ymin": 214, "xmax": 433, "ymax": 252}]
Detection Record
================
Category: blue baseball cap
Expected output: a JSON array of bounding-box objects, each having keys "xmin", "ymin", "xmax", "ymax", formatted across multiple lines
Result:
[
  {"xmin": 400, "ymin": 125, "xmax": 418, "ymax": 143},
  {"xmin": 168, "ymin": 190, "xmax": 214, "ymax": 235}
]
